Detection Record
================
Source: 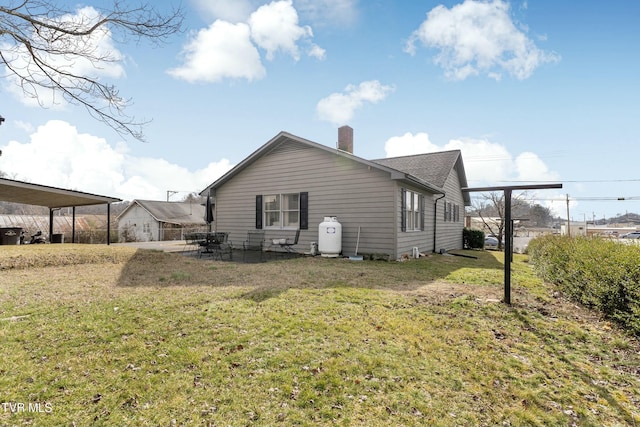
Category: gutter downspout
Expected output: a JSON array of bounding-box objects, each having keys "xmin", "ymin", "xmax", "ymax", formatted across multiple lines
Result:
[{"xmin": 433, "ymin": 193, "xmax": 446, "ymax": 253}]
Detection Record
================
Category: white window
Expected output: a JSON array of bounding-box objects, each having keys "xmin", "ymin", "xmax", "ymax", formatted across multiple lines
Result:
[
  {"xmin": 404, "ymin": 190, "xmax": 422, "ymax": 231},
  {"xmin": 264, "ymin": 195, "xmax": 280, "ymax": 227},
  {"xmin": 264, "ymin": 193, "xmax": 300, "ymax": 229},
  {"xmin": 444, "ymin": 203, "xmax": 460, "ymax": 222},
  {"xmin": 444, "ymin": 202, "xmax": 452, "ymax": 222}
]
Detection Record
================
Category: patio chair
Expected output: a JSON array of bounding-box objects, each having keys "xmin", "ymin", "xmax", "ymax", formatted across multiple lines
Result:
[
  {"xmin": 276, "ymin": 229, "xmax": 300, "ymax": 257},
  {"xmin": 200, "ymin": 232, "xmax": 232, "ymax": 260},
  {"xmin": 182, "ymin": 232, "xmax": 202, "ymax": 255},
  {"xmin": 243, "ymin": 230, "xmax": 265, "ymax": 262}
]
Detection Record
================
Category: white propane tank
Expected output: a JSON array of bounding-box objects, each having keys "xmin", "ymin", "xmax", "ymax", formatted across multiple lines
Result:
[{"xmin": 318, "ymin": 216, "xmax": 342, "ymax": 257}]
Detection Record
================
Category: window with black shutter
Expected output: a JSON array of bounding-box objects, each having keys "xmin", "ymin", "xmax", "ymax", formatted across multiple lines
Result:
[
  {"xmin": 401, "ymin": 188, "xmax": 407, "ymax": 232},
  {"xmin": 257, "ymin": 192, "xmax": 307, "ymax": 229},
  {"xmin": 255, "ymin": 195, "xmax": 263, "ymax": 229},
  {"xmin": 300, "ymin": 192, "xmax": 308, "ymax": 230}
]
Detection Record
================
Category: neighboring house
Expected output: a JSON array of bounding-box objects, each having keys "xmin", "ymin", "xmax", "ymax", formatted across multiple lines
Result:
[
  {"xmin": 199, "ymin": 127, "xmax": 470, "ymax": 260},
  {"xmin": 117, "ymin": 200, "xmax": 206, "ymax": 242}
]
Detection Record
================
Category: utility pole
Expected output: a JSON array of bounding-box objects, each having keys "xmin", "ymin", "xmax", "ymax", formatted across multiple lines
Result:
[
  {"xmin": 167, "ymin": 190, "xmax": 179, "ymax": 201},
  {"xmin": 566, "ymin": 194, "xmax": 571, "ymax": 237}
]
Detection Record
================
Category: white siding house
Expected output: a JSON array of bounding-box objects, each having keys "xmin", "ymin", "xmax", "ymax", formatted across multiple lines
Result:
[
  {"xmin": 200, "ymin": 128, "xmax": 470, "ymax": 259},
  {"xmin": 117, "ymin": 200, "xmax": 206, "ymax": 242}
]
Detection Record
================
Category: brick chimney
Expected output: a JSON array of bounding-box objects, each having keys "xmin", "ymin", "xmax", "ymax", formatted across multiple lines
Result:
[{"xmin": 338, "ymin": 125, "xmax": 353, "ymax": 154}]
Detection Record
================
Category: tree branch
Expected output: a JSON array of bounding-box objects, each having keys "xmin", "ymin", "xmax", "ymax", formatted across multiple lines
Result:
[{"xmin": 0, "ymin": 0, "xmax": 184, "ymax": 141}]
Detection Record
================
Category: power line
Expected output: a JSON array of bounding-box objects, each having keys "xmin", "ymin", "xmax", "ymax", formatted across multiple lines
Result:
[{"xmin": 491, "ymin": 179, "xmax": 640, "ymax": 183}]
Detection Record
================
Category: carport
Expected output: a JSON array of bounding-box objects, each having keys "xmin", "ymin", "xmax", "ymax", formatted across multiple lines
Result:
[{"xmin": 0, "ymin": 177, "xmax": 121, "ymax": 244}]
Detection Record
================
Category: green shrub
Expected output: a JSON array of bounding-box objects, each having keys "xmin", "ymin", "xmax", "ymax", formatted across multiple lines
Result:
[
  {"xmin": 528, "ymin": 235, "xmax": 640, "ymax": 335},
  {"xmin": 463, "ymin": 228, "xmax": 484, "ymax": 249}
]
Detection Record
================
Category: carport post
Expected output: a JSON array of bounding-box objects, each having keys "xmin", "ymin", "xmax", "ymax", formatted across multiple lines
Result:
[
  {"xmin": 107, "ymin": 203, "xmax": 111, "ymax": 245},
  {"xmin": 72, "ymin": 206, "xmax": 76, "ymax": 243},
  {"xmin": 49, "ymin": 209, "xmax": 54, "ymax": 243}
]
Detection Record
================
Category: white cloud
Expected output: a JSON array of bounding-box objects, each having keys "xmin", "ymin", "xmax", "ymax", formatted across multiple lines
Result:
[
  {"xmin": 384, "ymin": 132, "xmax": 440, "ymax": 157},
  {"xmin": 308, "ymin": 44, "xmax": 327, "ymax": 60},
  {"xmin": 384, "ymin": 132, "xmax": 559, "ymax": 185},
  {"xmin": 249, "ymin": 1, "xmax": 312, "ymax": 61},
  {"xmin": 167, "ymin": 20, "xmax": 266, "ymax": 83},
  {"xmin": 514, "ymin": 151, "xmax": 560, "ymax": 182},
  {"xmin": 2, "ymin": 6, "xmax": 125, "ymax": 108},
  {"xmin": 316, "ymin": 80, "xmax": 395, "ymax": 125},
  {"xmin": 0, "ymin": 120, "xmax": 233, "ymax": 201},
  {"xmin": 171, "ymin": 1, "xmax": 324, "ymax": 83},
  {"xmin": 405, "ymin": 0, "xmax": 559, "ymax": 80}
]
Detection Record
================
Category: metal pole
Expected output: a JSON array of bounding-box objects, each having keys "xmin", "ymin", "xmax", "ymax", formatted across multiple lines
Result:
[
  {"xmin": 72, "ymin": 206, "xmax": 76, "ymax": 243},
  {"xmin": 463, "ymin": 183, "xmax": 562, "ymax": 305},
  {"xmin": 566, "ymin": 194, "xmax": 571, "ymax": 237},
  {"xmin": 49, "ymin": 209, "xmax": 54, "ymax": 243},
  {"xmin": 504, "ymin": 189, "xmax": 512, "ymax": 305},
  {"xmin": 107, "ymin": 203, "xmax": 111, "ymax": 245}
]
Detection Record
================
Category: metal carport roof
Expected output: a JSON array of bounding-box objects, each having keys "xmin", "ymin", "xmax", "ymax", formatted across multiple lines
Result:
[
  {"xmin": 0, "ymin": 177, "xmax": 121, "ymax": 244},
  {"xmin": 0, "ymin": 177, "xmax": 121, "ymax": 208}
]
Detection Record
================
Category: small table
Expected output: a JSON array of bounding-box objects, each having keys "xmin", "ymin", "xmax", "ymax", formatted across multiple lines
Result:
[{"xmin": 199, "ymin": 232, "xmax": 231, "ymax": 260}]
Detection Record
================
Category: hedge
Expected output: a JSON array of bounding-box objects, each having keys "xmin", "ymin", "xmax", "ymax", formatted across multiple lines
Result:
[
  {"xmin": 463, "ymin": 228, "xmax": 484, "ymax": 249},
  {"xmin": 528, "ymin": 235, "xmax": 640, "ymax": 335}
]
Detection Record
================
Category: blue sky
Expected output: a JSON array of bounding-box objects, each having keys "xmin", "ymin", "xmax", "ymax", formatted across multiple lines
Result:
[{"xmin": 1, "ymin": 0, "xmax": 639, "ymax": 220}]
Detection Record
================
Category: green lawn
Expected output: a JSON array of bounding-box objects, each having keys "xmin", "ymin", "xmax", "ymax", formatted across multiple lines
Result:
[{"xmin": 1, "ymin": 245, "xmax": 638, "ymax": 426}]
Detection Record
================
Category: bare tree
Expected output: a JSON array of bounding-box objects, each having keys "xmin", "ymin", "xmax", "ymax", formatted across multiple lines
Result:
[
  {"xmin": 0, "ymin": 0, "xmax": 183, "ymax": 141},
  {"xmin": 473, "ymin": 191, "xmax": 529, "ymax": 251}
]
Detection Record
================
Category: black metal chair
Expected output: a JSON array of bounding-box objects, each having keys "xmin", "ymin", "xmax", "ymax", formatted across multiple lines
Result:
[
  {"xmin": 200, "ymin": 232, "xmax": 232, "ymax": 260},
  {"xmin": 182, "ymin": 232, "xmax": 202, "ymax": 255},
  {"xmin": 242, "ymin": 230, "xmax": 265, "ymax": 262},
  {"xmin": 277, "ymin": 229, "xmax": 300, "ymax": 257}
]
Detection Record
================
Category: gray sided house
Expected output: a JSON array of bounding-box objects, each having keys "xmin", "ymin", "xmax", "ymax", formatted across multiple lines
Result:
[
  {"xmin": 200, "ymin": 128, "xmax": 470, "ymax": 260},
  {"xmin": 117, "ymin": 199, "xmax": 206, "ymax": 242}
]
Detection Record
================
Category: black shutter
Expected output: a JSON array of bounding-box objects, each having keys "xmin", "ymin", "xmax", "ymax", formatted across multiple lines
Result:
[
  {"xmin": 401, "ymin": 188, "xmax": 407, "ymax": 232},
  {"xmin": 255, "ymin": 195, "xmax": 263, "ymax": 229},
  {"xmin": 420, "ymin": 194, "xmax": 425, "ymax": 231},
  {"xmin": 300, "ymin": 192, "xmax": 308, "ymax": 230}
]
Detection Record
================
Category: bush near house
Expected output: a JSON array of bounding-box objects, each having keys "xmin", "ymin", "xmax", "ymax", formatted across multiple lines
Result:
[
  {"xmin": 463, "ymin": 228, "xmax": 484, "ymax": 249},
  {"xmin": 528, "ymin": 235, "xmax": 640, "ymax": 335}
]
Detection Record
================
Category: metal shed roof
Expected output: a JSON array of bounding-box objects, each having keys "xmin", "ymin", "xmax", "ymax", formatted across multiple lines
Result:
[{"xmin": 0, "ymin": 177, "xmax": 121, "ymax": 208}]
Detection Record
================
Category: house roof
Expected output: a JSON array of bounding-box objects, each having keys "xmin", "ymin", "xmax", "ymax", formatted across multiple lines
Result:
[
  {"xmin": 0, "ymin": 177, "xmax": 121, "ymax": 208},
  {"xmin": 372, "ymin": 150, "xmax": 471, "ymax": 205},
  {"xmin": 117, "ymin": 199, "xmax": 206, "ymax": 226},
  {"xmin": 200, "ymin": 131, "xmax": 453, "ymax": 196}
]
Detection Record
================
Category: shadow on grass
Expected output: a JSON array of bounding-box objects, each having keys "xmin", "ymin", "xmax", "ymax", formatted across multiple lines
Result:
[
  {"xmin": 512, "ymin": 309, "xmax": 638, "ymax": 425},
  {"xmin": 116, "ymin": 247, "xmax": 505, "ymax": 302}
]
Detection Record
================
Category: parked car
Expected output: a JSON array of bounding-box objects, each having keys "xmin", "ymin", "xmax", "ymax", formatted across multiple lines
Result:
[
  {"xmin": 484, "ymin": 236, "xmax": 499, "ymax": 250},
  {"xmin": 620, "ymin": 231, "xmax": 640, "ymax": 239}
]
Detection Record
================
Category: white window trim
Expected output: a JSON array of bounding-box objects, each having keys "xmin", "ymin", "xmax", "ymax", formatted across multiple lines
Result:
[
  {"xmin": 405, "ymin": 189, "xmax": 422, "ymax": 232},
  {"xmin": 264, "ymin": 193, "xmax": 300, "ymax": 229}
]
